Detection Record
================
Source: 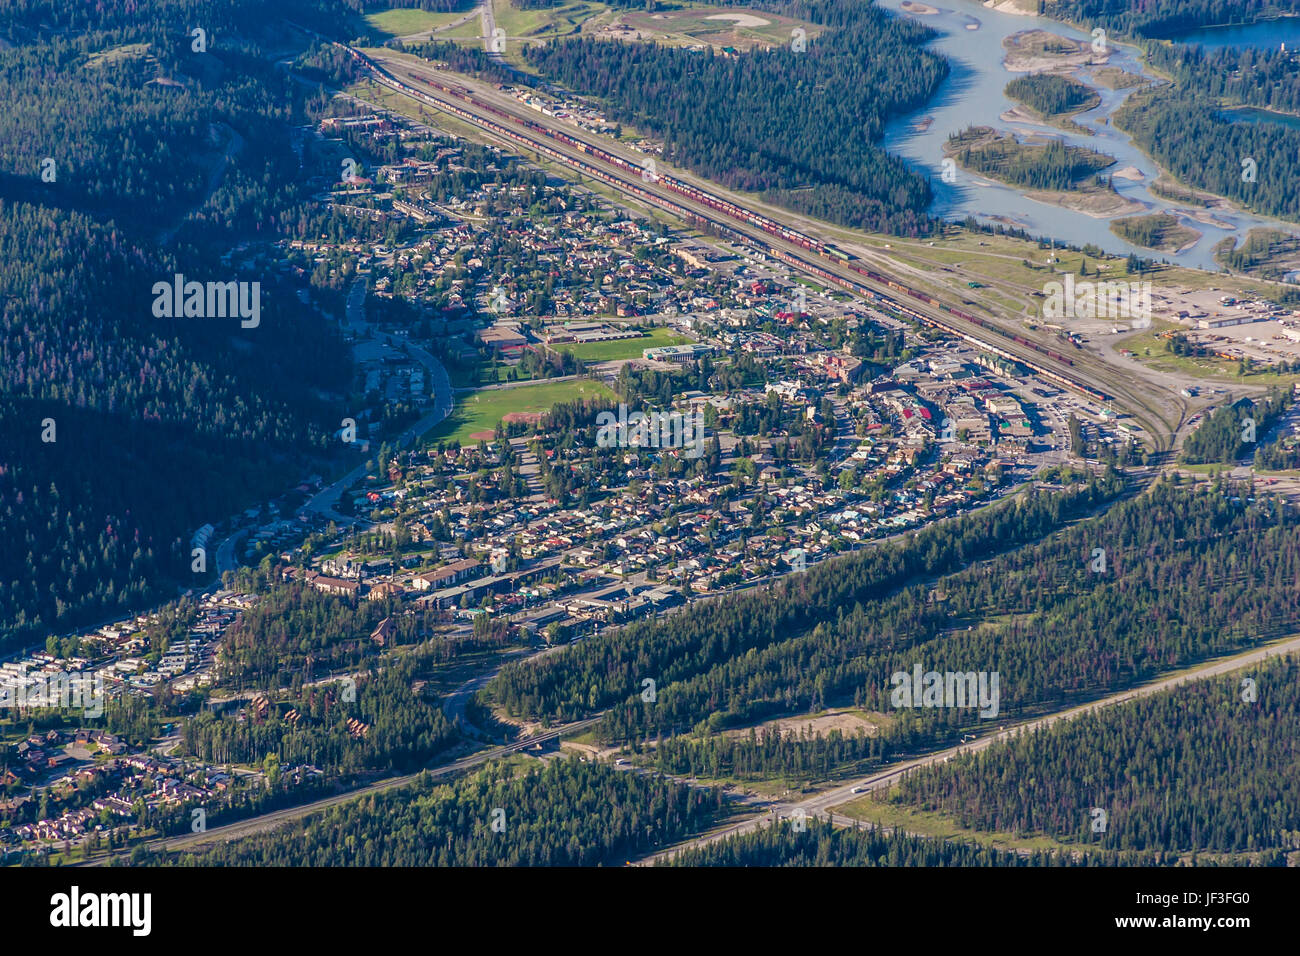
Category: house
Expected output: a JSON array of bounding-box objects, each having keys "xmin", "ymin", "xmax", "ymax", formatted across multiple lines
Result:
[
  {"xmin": 367, "ymin": 582, "xmax": 405, "ymax": 602},
  {"xmin": 307, "ymin": 573, "xmax": 361, "ymax": 598},
  {"xmin": 370, "ymin": 617, "xmax": 395, "ymax": 647}
]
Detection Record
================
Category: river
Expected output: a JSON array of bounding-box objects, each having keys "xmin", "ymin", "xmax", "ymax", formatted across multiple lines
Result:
[{"xmin": 875, "ymin": 0, "xmax": 1300, "ymax": 271}]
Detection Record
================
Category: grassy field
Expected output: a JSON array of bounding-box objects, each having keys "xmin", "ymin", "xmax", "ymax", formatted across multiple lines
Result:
[
  {"xmin": 838, "ymin": 791, "xmax": 1103, "ymax": 857},
  {"xmin": 559, "ymin": 327, "xmax": 691, "ymax": 362},
  {"xmin": 493, "ymin": 0, "xmax": 611, "ymax": 44},
  {"xmin": 85, "ymin": 42, "xmax": 151, "ymax": 68},
  {"xmin": 613, "ymin": 6, "xmax": 821, "ymax": 51},
  {"xmin": 365, "ymin": 5, "xmax": 476, "ymax": 39},
  {"xmin": 430, "ymin": 378, "xmax": 615, "ymax": 444}
]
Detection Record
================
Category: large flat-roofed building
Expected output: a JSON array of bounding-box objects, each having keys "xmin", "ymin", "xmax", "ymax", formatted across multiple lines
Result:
[
  {"xmin": 477, "ymin": 325, "xmax": 528, "ymax": 350},
  {"xmin": 1196, "ymin": 314, "xmax": 1271, "ymax": 329},
  {"xmin": 643, "ymin": 343, "xmax": 714, "ymax": 363}
]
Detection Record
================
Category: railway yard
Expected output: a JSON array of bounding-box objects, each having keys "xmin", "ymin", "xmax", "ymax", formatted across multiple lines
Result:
[{"xmin": 324, "ymin": 39, "xmax": 1271, "ymax": 460}]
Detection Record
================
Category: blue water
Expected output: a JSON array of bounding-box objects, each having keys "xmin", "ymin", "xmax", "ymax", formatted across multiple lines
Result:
[
  {"xmin": 873, "ymin": 0, "xmax": 1300, "ymax": 270},
  {"xmin": 1167, "ymin": 17, "xmax": 1300, "ymax": 50},
  {"xmin": 1222, "ymin": 106, "xmax": 1300, "ymax": 130}
]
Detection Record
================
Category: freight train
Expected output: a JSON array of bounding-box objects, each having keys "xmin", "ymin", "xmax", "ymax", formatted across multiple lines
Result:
[{"xmin": 333, "ymin": 39, "xmax": 1111, "ymax": 403}]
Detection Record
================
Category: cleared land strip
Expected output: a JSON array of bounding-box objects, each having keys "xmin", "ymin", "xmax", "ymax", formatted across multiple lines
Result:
[{"xmin": 638, "ymin": 633, "xmax": 1300, "ymax": 865}]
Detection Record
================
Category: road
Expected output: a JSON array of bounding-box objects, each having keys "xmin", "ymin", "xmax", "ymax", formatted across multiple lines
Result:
[
  {"xmin": 299, "ymin": 277, "xmax": 455, "ymax": 524},
  {"xmin": 213, "ymin": 528, "xmax": 245, "ymax": 577},
  {"xmin": 79, "ymin": 716, "xmax": 600, "ymax": 865},
  {"xmin": 393, "ymin": 8, "xmax": 479, "ymax": 42},
  {"xmin": 480, "ymin": 0, "xmax": 498, "ymax": 56},
  {"xmin": 441, "ymin": 649, "xmax": 532, "ymax": 742},
  {"xmin": 356, "ymin": 48, "xmax": 1190, "ymax": 455},
  {"xmin": 159, "ymin": 122, "xmax": 244, "ymax": 244},
  {"xmin": 638, "ymin": 632, "xmax": 1300, "ymax": 864}
]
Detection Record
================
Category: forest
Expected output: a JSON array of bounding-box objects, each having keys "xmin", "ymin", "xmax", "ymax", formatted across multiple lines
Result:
[
  {"xmin": 1146, "ymin": 41, "xmax": 1300, "ymax": 115},
  {"xmin": 653, "ymin": 725, "xmax": 882, "ymax": 785},
  {"xmin": 885, "ymin": 654, "xmax": 1300, "ymax": 857},
  {"xmin": 0, "ymin": 0, "xmax": 361, "ymax": 648},
  {"xmin": 1040, "ymin": 0, "xmax": 1287, "ymax": 39},
  {"xmin": 1109, "ymin": 212, "xmax": 1197, "ymax": 252},
  {"xmin": 1116, "ymin": 88, "xmax": 1300, "ymax": 225},
  {"xmin": 183, "ymin": 641, "xmax": 462, "ymax": 775},
  {"xmin": 661, "ymin": 819, "xmax": 1139, "ymax": 866},
  {"xmin": 212, "ymin": 582, "xmax": 487, "ymax": 689},
  {"xmin": 520, "ymin": 0, "xmax": 948, "ymax": 235},
  {"xmin": 167, "ymin": 758, "xmax": 725, "ymax": 866},
  {"xmin": 596, "ymin": 478, "xmax": 1299, "ymax": 747},
  {"xmin": 1214, "ymin": 228, "xmax": 1300, "ymax": 282},
  {"xmin": 948, "ymin": 127, "xmax": 1114, "ymax": 193},
  {"xmin": 1256, "ymin": 431, "xmax": 1300, "ymax": 472},
  {"xmin": 1004, "ymin": 73, "xmax": 1099, "ymax": 118},
  {"xmin": 489, "ymin": 474, "xmax": 1126, "ymax": 723},
  {"xmin": 1179, "ymin": 389, "xmax": 1290, "ymax": 464},
  {"xmin": 491, "ymin": 474, "xmax": 1300, "ymax": 779}
]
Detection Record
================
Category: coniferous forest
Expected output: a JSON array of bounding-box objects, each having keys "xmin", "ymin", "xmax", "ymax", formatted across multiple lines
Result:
[
  {"xmin": 521, "ymin": 0, "xmax": 948, "ymax": 235},
  {"xmin": 886, "ymin": 654, "xmax": 1300, "ymax": 858},
  {"xmin": 7, "ymin": 0, "xmax": 1300, "ymax": 881},
  {"xmin": 166, "ymin": 759, "xmax": 725, "ymax": 866},
  {"xmin": 0, "ymin": 0, "xmax": 358, "ymax": 648},
  {"xmin": 492, "ymin": 477, "xmax": 1300, "ymax": 761},
  {"xmin": 662, "ymin": 819, "xmax": 1131, "ymax": 866}
]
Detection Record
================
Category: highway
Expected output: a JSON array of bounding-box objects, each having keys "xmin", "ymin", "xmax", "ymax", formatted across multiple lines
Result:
[
  {"xmin": 78, "ymin": 716, "xmax": 600, "ymax": 865},
  {"xmin": 638, "ymin": 633, "xmax": 1300, "ymax": 864},
  {"xmin": 345, "ymin": 46, "xmax": 1188, "ymax": 455}
]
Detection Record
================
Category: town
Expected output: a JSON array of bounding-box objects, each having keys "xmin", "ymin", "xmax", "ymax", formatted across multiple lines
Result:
[{"xmin": 0, "ymin": 92, "xmax": 1145, "ymax": 862}]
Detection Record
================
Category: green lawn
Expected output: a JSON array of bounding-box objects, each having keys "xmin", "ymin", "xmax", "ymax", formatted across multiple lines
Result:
[
  {"xmin": 559, "ymin": 327, "xmax": 691, "ymax": 362},
  {"xmin": 441, "ymin": 19, "xmax": 487, "ymax": 40},
  {"xmin": 85, "ymin": 43, "xmax": 151, "ymax": 68},
  {"xmin": 493, "ymin": 0, "xmax": 610, "ymax": 43},
  {"xmin": 1124, "ymin": 322, "xmax": 1300, "ymax": 385},
  {"xmin": 838, "ymin": 792, "xmax": 1104, "ymax": 857},
  {"xmin": 430, "ymin": 378, "xmax": 615, "ymax": 444},
  {"xmin": 365, "ymin": 6, "xmax": 475, "ymax": 38}
]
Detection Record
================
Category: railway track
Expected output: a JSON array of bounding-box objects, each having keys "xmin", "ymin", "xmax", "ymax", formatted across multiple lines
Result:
[{"xmin": 295, "ymin": 27, "xmax": 1179, "ymax": 446}]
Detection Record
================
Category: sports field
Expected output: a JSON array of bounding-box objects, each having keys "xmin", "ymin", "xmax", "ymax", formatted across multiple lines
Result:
[
  {"xmin": 430, "ymin": 379, "xmax": 616, "ymax": 444},
  {"xmin": 560, "ymin": 327, "xmax": 691, "ymax": 362}
]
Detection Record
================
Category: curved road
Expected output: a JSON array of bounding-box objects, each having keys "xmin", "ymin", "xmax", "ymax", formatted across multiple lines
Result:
[{"xmin": 300, "ymin": 277, "xmax": 455, "ymax": 524}]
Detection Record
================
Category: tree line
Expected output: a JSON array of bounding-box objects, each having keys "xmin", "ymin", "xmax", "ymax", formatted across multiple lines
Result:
[
  {"xmin": 488, "ymin": 474, "xmax": 1125, "ymax": 723},
  {"xmin": 167, "ymin": 758, "xmax": 725, "ymax": 866},
  {"xmin": 520, "ymin": 0, "xmax": 949, "ymax": 235},
  {"xmin": 889, "ymin": 654, "xmax": 1300, "ymax": 856}
]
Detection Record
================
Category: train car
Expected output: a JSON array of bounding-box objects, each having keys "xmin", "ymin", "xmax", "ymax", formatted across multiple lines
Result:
[{"xmin": 355, "ymin": 48, "xmax": 1118, "ymax": 404}]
